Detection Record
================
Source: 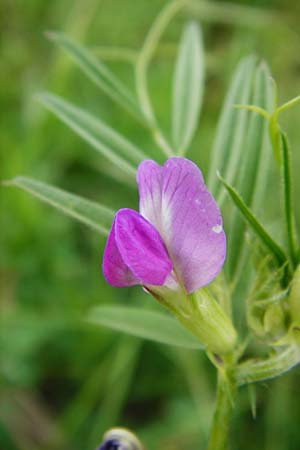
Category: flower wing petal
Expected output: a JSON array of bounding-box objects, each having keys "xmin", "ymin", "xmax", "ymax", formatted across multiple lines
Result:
[
  {"xmin": 161, "ymin": 157, "xmax": 226, "ymax": 293},
  {"xmin": 115, "ymin": 208, "xmax": 172, "ymax": 286},
  {"xmin": 102, "ymin": 216, "xmax": 139, "ymax": 287},
  {"xmin": 102, "ymin": 213, "xmax": 139, "ymax": 287}
]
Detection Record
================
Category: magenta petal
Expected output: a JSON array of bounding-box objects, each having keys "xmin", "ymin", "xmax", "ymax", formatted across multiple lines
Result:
[
  {"xmin": 102, "ymin": 217, "xmax": 139, "ymax": 287},
  {"xmin": 114, "ymin": 209, "xmax": 172, "ymax": 286},
  {"xmin": 137, "ymin": 157, "xmax": 226, "ymax": 293}
]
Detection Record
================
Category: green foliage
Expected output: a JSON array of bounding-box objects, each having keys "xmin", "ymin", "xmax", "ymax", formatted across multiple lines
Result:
[
  {"xmin": 217, "ymin": 174, "xmax": 288, "ymax": 268},
  {"xmin": 5, "ymin": 176, "xmax": 114, "ymax": 235},
  {"xmin": 47, "ymin": 31, "xmax": 143, "ymax": 121},
  {"xmin": 88, "ymin": 305, "xmax": 203, "ymax": 349},
  {"xmin": 208, "ymin": 57, "xmax": 276, "ymax": 281},
  {"xmin": 280, "ymin": 132, "xmax": 299, "ymax": 267},
  {"xmin": 172, "ymin": 21, "xmax": 204, "ymax": 154},
  {"xmin": 37, "ymin": 92, "xmax": 145, "ymax": 178},
  {"xmin": 2, "ymin": 1, "xmax": 300, "ymax": 450}
]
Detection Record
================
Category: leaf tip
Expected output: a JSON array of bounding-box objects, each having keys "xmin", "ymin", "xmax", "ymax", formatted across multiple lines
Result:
[
  {"xmin": 216, "ymin": 170, "xmax": 222, "ymax": 180},
  {"xmin": 2, "ymin": 176, "xmax": 24, "ymax": 187},
  {"xmin": 1, "ymin": 179, "xmax": 13, "ymax": 187}
]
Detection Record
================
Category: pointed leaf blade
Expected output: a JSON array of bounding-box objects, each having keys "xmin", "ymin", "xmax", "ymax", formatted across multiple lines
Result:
[
  {"xmin": 208, "ymin": 55, "xmax": 257, "ymax": 200},
  {"xmin": 88, "ymin": 305, "xmax": 203, "ymax": 349},
  {"xmin": 172, "ymin": 22, "xmax": 205, "ymax": 154},
  {"xmin": 5, "ymin": 176, "xmax": 114, "ymax": 235},
  {"xmin": 47, "ymin": 32, "xmax": 143, "ymax": 120},
  {"xmin": 227, "ymin": 63, "xmax": 274, "ymax": 277},
  {"xmin": 37, "ymin": 92, "xmax": 138, "ymax": 179}
]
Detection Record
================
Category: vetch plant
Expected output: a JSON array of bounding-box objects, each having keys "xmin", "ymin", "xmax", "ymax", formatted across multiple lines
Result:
[
  {"xmin": 103, "ymin": 157, "xmax": 236, "ymax": 355},
  {"xmin": 4, "ymin": 1, "xmax": 300, "ymax": 449}
]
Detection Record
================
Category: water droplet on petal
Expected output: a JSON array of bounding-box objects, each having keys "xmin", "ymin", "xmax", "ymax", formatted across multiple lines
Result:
[{"xmin": 212, "ymin": 224, "xmax": 223, "ymax": 234}]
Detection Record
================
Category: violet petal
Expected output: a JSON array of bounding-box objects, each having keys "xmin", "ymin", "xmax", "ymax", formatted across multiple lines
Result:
[
  {"xmin": 102, "ymin": 216, "xmax": 139, "ymax": 287},
  {"xmin": 114, "ymin": 209, "xmax": 172, "ymax": 286}
]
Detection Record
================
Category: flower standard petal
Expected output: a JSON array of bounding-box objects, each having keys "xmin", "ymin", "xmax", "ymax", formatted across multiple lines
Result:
[
  {"xmin": 161, "ymin": 158, "xmax": 226, "ymax": 292},
  {"xmin": 137, "ymin": 157, "xmax": 226, "ymax": 293},
  {"xmin": 136, "ymin": 160, "xmax": 163, "ymax": 231},
  {"xmin": 114, "ymin": 208, "xmax": 172, "ymax": 286}
]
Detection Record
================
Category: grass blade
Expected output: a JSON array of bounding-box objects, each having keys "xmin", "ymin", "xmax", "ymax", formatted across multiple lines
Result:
[
  {"xmin": 47, "ymin": 31, "xmax": 143, "ymax": 121},
  {"xmin": 88, "ymin": 305, "xmax": 203, "ymax": 349},
  {"xmin": 172, "ymin": 21, "xmax": 205, "ymax": 154},
  {"xmin": 5, "ymin": 176, "xmax": 114, "ymax": 235},
  {"xmin": 37, "ymin": 92, "xmax": 138, "ymax": 179},
  {"xmin": 218, "ymin": 173, "xmax": 288, "ymax": 267}
]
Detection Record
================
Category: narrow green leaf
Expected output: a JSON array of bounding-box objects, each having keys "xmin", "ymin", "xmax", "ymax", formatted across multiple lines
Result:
[
  {"xmin": 208, "ymin": 55, "xmax": 257, "ymax": 201},
  {"xmin": 218, "ymin": 173, "xmax": 288, "ymax": 267},
  {"xmin": 37, "ymin": 92, "xmax": 138, "ymax": 179},
  {"xmin": 5, "ymin": 176, "xmax": 114, "ymax": 235},
  {"xmin": 172, "ymin": 21, "xmax": 205, "ymax": 154},
  {"xmin": 250, "ymin": 68, "xmax": 274, "ymax": 213},
  {"xmin": 47, "ymin": 32, "xmax": 143, "ymax": 121},
  {"xmin": 88, "ymin": 305, "xmax": 203, "ymax": 349},
  {"xmin": 227, "ymin": 63, "xmax": 273, "ymax": 277}
]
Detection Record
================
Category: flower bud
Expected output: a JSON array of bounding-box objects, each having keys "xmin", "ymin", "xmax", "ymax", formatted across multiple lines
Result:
[{"xmin": 98, "ymin": 428, "xmax": 144, "ymax": 450}]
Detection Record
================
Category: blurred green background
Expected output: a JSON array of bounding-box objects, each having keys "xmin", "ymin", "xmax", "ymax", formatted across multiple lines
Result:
[{"xmin": 1, "ymin": 1, "xmax": 300, "ymax": 449}]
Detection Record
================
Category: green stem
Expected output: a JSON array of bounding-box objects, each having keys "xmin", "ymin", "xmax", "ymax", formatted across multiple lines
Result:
[
  {"xmin": 207, "ymin": 371, "xmax": 236, "ymax": 450},
  {"xmin": 218, "ymin": 173, "xmax": 288, "ymax": 268},
  {"xmin": 280, "ymin": 132, "xmax": 299, "ymax": 267}
]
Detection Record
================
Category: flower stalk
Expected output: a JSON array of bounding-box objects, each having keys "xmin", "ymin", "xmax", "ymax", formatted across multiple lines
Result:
[{"xmin": 207, "ymin": 368, "xmax": 236, "ymax": 450}]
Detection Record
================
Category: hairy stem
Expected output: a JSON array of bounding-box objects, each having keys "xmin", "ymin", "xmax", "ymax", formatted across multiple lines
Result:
[{"xmin": 207, "ymin": 370, "xmax": 236, "ymax": 450}]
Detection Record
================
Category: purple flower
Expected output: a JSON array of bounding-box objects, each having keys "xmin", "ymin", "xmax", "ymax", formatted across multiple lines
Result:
[{"xmin": 102, "ymin": 157, "xmax": 226, "ymax": 295}]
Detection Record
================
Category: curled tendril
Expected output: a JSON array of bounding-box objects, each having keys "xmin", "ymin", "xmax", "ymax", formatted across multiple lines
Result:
[{"xmin": 97, "ymin": 428, "xmax": 144, "ymax": 450}]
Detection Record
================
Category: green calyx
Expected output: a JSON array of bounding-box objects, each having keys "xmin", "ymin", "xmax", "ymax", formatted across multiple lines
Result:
[
  {"xmin": 187, "ymin": 289, "xmax": 237, "ymax": 355},
  {"xmin": 149, "ymin": 284, "xmax": 237, "ymax": 355}
]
